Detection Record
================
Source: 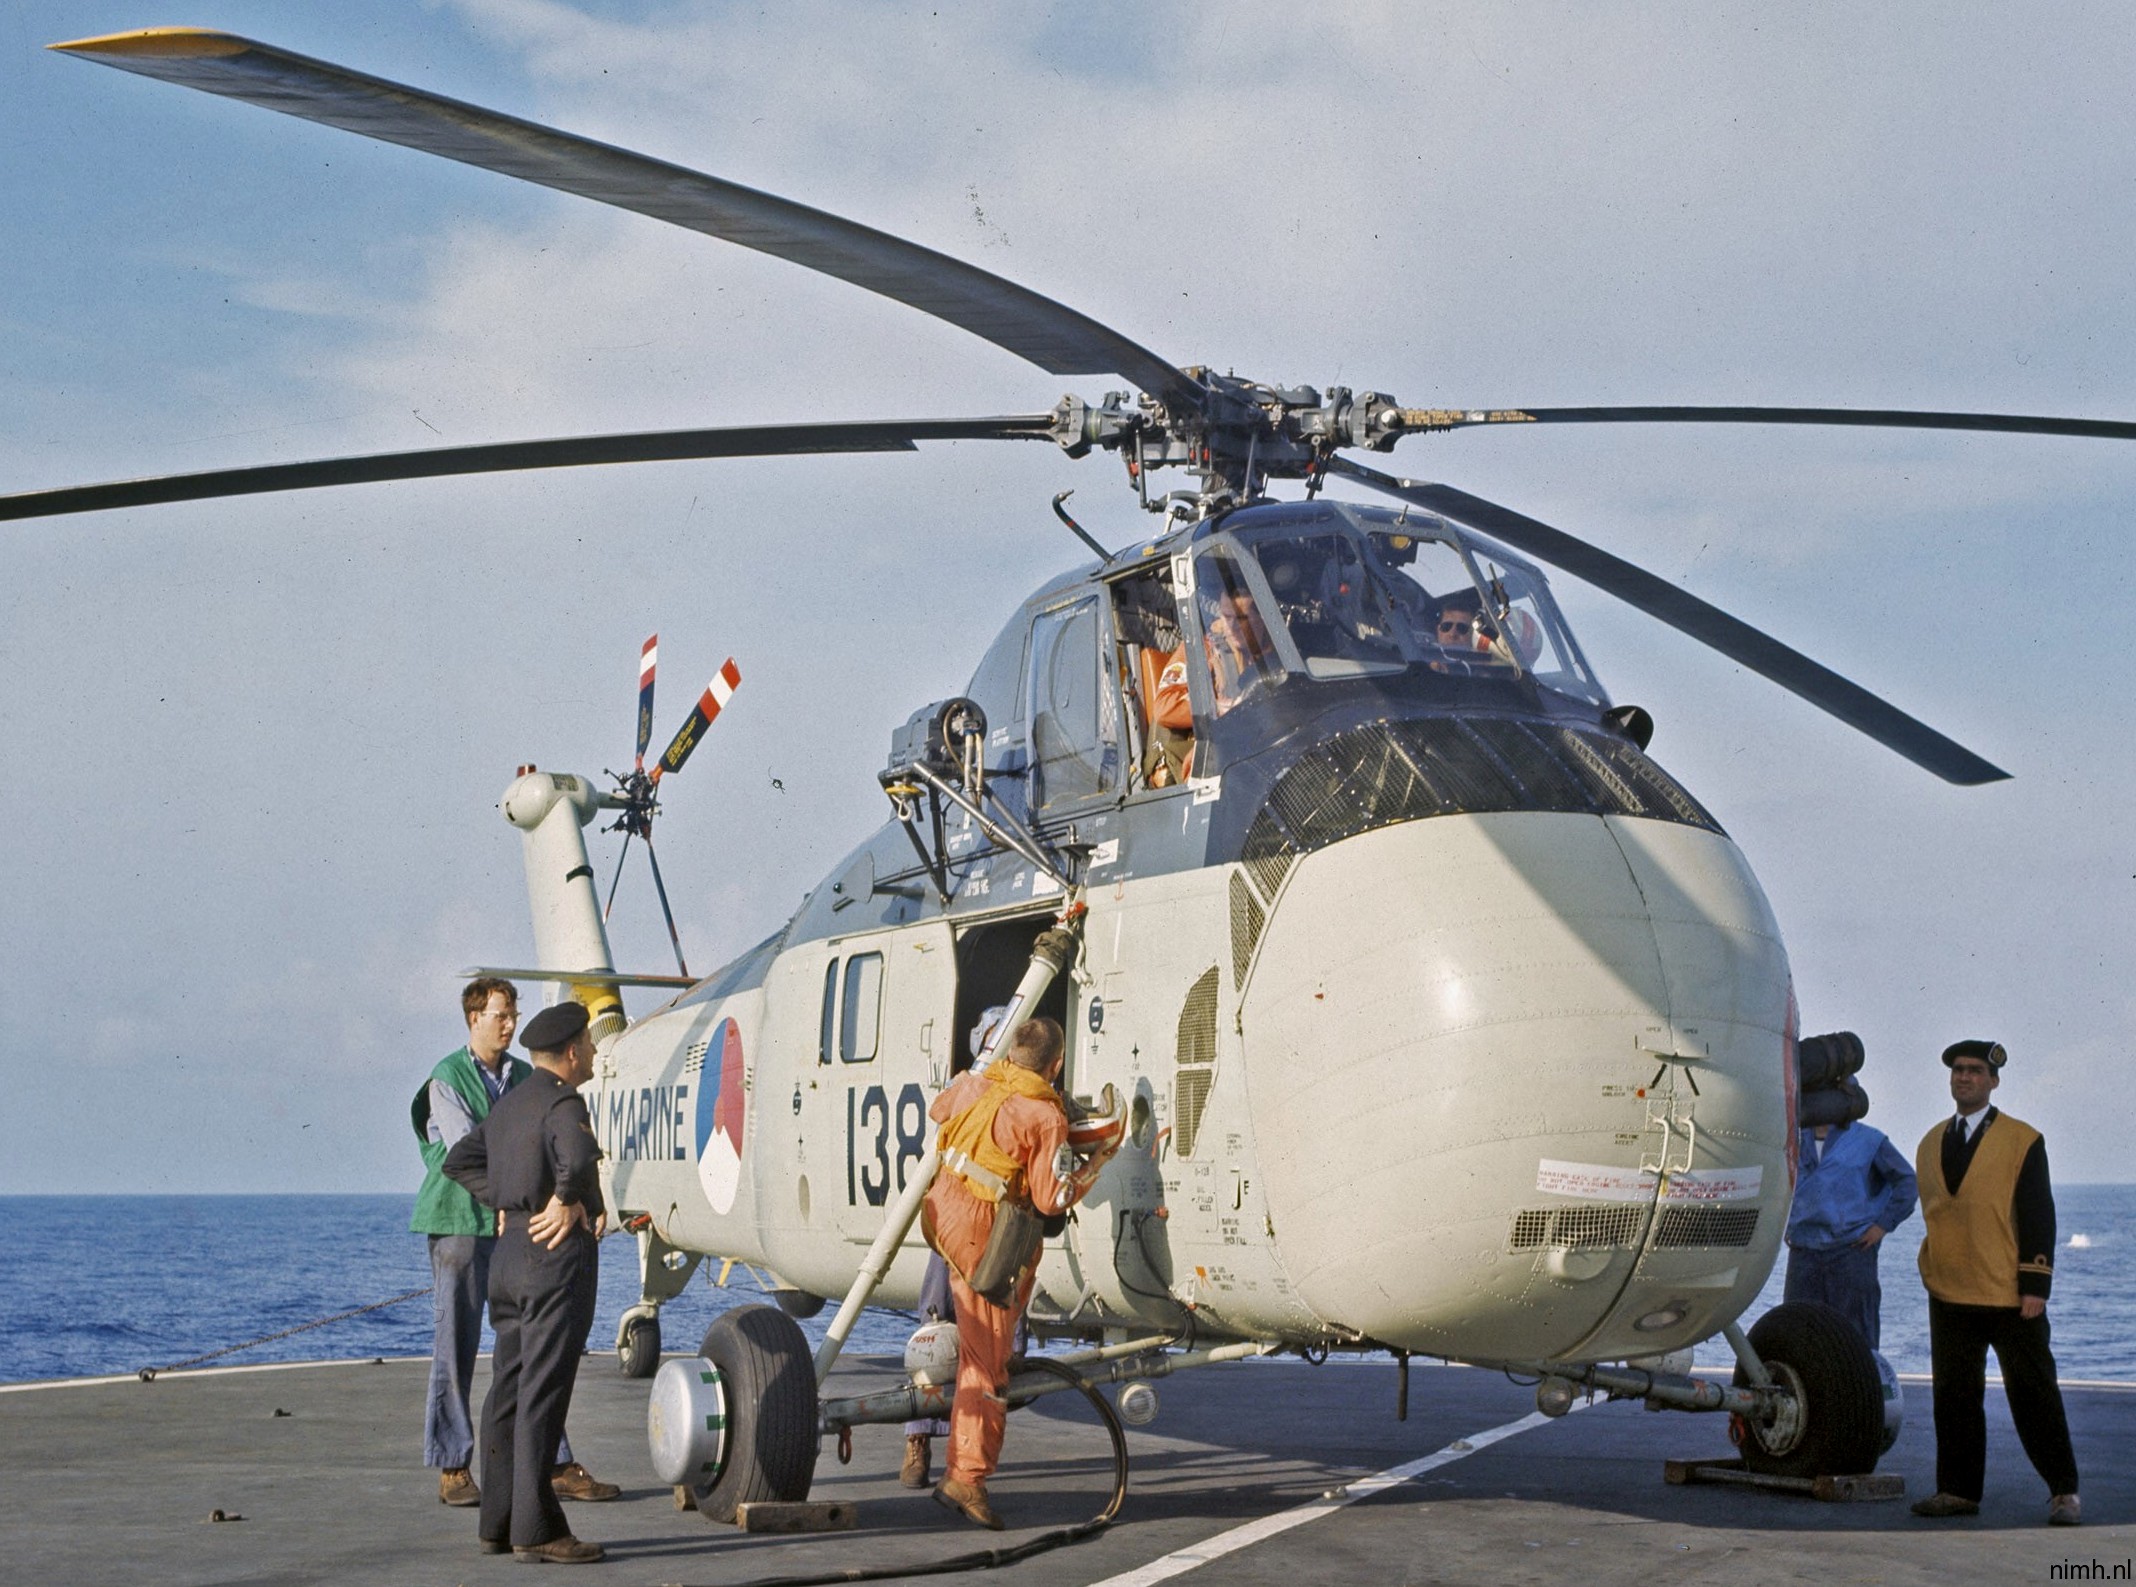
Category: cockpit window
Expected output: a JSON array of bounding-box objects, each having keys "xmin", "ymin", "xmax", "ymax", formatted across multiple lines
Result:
[
  {"xmin": 1187, "ymin": 518, "xmax": 1605, "ymax": 708},
  {"xmin": 1191, "ymin": 546, "xmax": 1285, "ymax": 714},
  {"xmin": 1253, "ymin": 531, "xmax": 1407, "ymax": 677},
  {"xmin": 1459, "ymin": 550, "xmax": 1601, "ymax": 701},
  {"xmin": 1027, "ymin": 594, "xmax": 1121, "ymax": 806}
]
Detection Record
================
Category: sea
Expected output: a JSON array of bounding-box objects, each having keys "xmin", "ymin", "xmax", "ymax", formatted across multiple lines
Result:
[{"xmin": 2, "ymin": 1189, "xmax": 2130, "ymax": 1384}]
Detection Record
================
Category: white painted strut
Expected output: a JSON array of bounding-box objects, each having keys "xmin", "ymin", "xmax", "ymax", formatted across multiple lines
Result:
[{"xmin": 501, "ymin": 770, "xmax": 629, "ymax": 1041}]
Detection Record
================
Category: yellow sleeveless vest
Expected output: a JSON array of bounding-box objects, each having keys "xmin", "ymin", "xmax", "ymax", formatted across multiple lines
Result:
[
  {"xmin": 1916, "ymin": 1111, "xmax": 2041, "ymax": 1308},
  {"xmin": 937, "ymin": 1063, "xmax": 1059, "ymax": 1204}
]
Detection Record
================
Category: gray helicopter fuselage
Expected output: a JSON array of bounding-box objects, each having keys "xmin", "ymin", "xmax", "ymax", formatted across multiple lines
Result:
[{"xmin": 579, "ymin": 499, "xmax": 1795, "ymax": 1368}]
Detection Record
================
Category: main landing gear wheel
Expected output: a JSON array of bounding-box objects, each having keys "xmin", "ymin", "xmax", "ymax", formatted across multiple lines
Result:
[
  {"xmin": 1732, "ymin": 1301, "xmax": 1884, "ymax": 1478},
  {"xmin": 617, "ymin": 1312, "xmax": 661, "ymax": 1378},
  {"xmin": 687, "ymin": 1304, "xmax": 820, "ymax": 1523}
]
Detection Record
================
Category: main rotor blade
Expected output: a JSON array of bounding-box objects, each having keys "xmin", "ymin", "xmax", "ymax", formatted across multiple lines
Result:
[
  {"xmin": 0, "ymin": 415, "xmax": 1055, "ymax": 522},
  {"xmin": 1402, "ymin": 405, "xmax": 2136, "ymax": 441},
  {"xmin": 51, "ymin": 29, "xmax": 1199, "ymax": 406},
  {"xmin": 1329, "ymin": 457, "xmax": 2009, "ymax": 786}
]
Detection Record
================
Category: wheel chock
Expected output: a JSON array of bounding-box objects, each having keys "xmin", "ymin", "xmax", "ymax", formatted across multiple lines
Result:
[
  {"xmin": 1664, "ymin": 1456, "xmax": 1905, "ymax": 1501},
  {"xmin": 735, "ymin": 1500, "xmax": 860, "ymax": 1532}
]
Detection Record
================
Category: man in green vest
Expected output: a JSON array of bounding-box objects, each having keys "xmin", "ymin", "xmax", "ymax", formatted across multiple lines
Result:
[
  {"xmin": 1909, "ymin": 1038, "xmax": 2080, "ymax": 1527},
  {"xmin": 413, "ymin": 977, "xmax": 618, "ymax": 1507}
]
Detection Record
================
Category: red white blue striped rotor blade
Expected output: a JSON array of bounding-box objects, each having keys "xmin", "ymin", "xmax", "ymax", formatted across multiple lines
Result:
[
  {"xmin": 654, "ymin": 658, "xmax": 741, "ymax": 781},
  {"xmin": 635, "ymin": 634, "xmax": 658, "ymax": 770}
]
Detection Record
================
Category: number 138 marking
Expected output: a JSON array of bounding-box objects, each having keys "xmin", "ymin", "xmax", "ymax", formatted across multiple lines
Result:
[{"xmin": 846, "ymin": 1083, "xmax": 927, "ymax": 1207}]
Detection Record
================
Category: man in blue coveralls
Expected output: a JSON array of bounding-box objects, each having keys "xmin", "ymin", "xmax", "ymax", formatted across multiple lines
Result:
[{"xmin": 1785, "ymin": 1109, "xmax": 1918, "ymax": 1349}]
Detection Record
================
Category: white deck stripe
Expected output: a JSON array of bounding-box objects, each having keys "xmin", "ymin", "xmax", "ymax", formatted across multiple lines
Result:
[{"xmin": 1083, "ymin": 1400, "xmax": 1593, "ymax": 1587}]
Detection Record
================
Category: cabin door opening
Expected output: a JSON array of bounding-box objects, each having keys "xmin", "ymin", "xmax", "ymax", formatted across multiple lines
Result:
[{"xmin": 952, "ymin": 912, "xmax": 1074, "ymax": 1085}]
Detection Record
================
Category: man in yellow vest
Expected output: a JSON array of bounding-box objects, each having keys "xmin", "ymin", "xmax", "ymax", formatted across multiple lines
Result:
[
  {"xmin": 1909, "ymin": 1039, "xmax": 2080, "ymax": 1526},
  {"xmin": 920, "ymin": 1016, "xmax": 1117, "ymax": 1529}
]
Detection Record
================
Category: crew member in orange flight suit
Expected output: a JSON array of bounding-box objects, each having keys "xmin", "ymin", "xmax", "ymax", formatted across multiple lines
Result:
[
  {"xmin": 1144, "ymin": 587, "xmax": 1276, "ymax": 786},
  {"xmin": 921, "ymin": 1017, "xmax": 1116, "ymax": 1529}
]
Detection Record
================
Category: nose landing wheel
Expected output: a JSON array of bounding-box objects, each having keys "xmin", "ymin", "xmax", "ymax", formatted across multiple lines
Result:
[{"xmin": 1732, "ymin": 1301, "xmax": 1884, "ymax": 1478}]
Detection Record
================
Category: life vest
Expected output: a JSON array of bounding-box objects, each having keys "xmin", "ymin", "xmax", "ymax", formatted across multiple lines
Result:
[{"xmin": 936, "ymin": 1063, "xmax": 1060, "ymax": 1204}]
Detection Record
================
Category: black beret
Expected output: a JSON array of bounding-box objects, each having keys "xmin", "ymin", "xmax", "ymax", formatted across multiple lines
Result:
[
  {"xmin": 1941, "ymin": 1038, "xmax": 2006, "ymax": 1070},
  {"xmin": 521, "ymin": 1000, "xmax": 591, "ymax": 1053}
]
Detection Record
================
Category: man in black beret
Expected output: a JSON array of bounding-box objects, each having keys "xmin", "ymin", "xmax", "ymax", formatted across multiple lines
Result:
[
  {"xmin": 1909, "ymin": 1038, "xmax": 2080, "ymax": 1526},
  {"xmin": 444, "ymin": 998, "xmax": 610, "ymax": 1564},
  {"xmin": 411, "ymin": 979, "xmax": 615, "ymax": 1509}
]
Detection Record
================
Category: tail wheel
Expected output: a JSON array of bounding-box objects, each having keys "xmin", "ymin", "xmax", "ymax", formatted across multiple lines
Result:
[
  {"xmin": 617, "ymin": 1313, "xmax": 661, "ymax": 1378},
  {"xmin": 1732, "ymin": 1301, "xmax": 1884, "ymax": 1477},
  {"xmin": 687, "ymin": 1305, "xmax": 819, "ymax": 1523}
]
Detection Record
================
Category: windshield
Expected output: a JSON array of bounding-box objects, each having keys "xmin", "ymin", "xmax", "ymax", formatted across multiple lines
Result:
[{"xmin": 1188, "ymin": 517, "xmax": 1605, "ymax": 708}]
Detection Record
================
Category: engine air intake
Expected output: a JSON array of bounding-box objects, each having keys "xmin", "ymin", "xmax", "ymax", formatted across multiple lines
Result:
[{"xmin": 1509, "ymin": 1202, "xmax": 1761, "ymax": 1251}]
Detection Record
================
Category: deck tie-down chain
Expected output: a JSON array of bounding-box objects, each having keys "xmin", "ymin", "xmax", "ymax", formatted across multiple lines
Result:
[{"xmin": 138, "ymin": 1285, "xmax": 434, "ymax": 1381}]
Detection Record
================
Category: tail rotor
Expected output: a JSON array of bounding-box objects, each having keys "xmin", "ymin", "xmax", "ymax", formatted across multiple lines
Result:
[{"xmin": 603, "ymin": 636, "xmax": 742, "ymax": 981}]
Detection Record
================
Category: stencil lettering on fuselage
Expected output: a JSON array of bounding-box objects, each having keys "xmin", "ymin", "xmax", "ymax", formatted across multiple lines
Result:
[
  {"xmin": 607, "ymin": 1083, "xmax": 689, "ymax": 1162},
  {"xmin": 693, "ymin": 1017, "xmax": 748, "ymax": 1214}
]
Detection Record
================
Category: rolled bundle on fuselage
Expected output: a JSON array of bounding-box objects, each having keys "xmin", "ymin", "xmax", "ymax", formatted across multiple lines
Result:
[
  {"xmin": 1799, "ymin": 1073, "xmax": 1870, "ymax": 1129},
  {"xmin": 1796, "ymin": 1030, "xmax": 1866, "ymax": 1093}
]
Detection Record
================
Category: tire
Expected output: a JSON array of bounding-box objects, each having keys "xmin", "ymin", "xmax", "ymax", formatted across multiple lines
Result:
[
  {"xmin": 775, "ymin": 1289, "xmax": 827, "ymax": 1320},
  {"xmin": 688, "ymin": 1305, "xmax": 819, "ymax": 1523},
  {"xmin": 618, "ymin": 1313, "xmax": 661, "ymax": 1378},
  {"xmin": 1733, "ymin": 1301, "xmax": 1884, "ymax": 1478}
]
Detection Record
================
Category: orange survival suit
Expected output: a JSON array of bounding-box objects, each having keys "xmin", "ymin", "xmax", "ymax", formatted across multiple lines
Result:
[{"xmin": 920, "ymin": 1062, "xmax": 1076, "ymax": 1490}]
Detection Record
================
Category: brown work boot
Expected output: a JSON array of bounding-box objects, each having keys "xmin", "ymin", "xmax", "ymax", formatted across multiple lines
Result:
[
  {"xmin": 1910, "ymin": 1492, "xmax": 1981, "ymax": 1518},
  {"xmin": 512, "ymin": 1534, "xmax": 605, "ymax": 1564},
  {"xmin": 2050, "ymin": 1493, "xmax": 2082, "ymax": 1526},
  {"xmin": 551, "ymin": 1462, "xmax": 621, "ymax": 1502},
  {"xmin": 900, "ymin": 1434, "xmax": 932, "ymax": 1489},
  {"xmin": 934, "ymin": 1476, "xmax": 1004, "ymax": 1531},
  {"xmin": 438, "ymin": 1467, "xmax": 481, "ymax": 1507}
]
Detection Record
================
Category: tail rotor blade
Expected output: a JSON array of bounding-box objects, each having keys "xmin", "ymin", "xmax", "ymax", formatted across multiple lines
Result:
[
  {"xmin": 635, "ymin": 634, "xmax": 658, "ymax": 770},
  {"xmin": 653, "ymin": 658, "xmax": 742, "ymax": 783}
]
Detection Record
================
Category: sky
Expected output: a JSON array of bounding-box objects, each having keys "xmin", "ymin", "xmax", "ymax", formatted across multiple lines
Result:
[{"xmin": 1, "ymin": 0, "xmax": 2130, "ymax": 1193}]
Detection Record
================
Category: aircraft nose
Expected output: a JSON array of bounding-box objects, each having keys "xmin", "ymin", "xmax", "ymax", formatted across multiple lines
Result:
[{"xmin": 1237, "ymin": 809, "xmax": 1792, "ymax": 1362}]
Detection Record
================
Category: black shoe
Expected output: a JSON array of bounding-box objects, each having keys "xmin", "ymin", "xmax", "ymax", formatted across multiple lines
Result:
[
  {"xmin": 480, "ymin": 1538, "xmax": 510, "ymax": 1555},
  {"xmin": 1911, "ymin": 1492, "xmax": 1981, "ymax": 1518}
]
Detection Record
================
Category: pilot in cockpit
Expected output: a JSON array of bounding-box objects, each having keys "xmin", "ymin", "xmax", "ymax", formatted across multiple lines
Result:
[
  {"xmin": 1429, "ymin": 588, "xmax": 1500, "ymax": 669},
  {"xmin": 1202, "ymin": 586, "xmax": 1276, "ymax": 711}
]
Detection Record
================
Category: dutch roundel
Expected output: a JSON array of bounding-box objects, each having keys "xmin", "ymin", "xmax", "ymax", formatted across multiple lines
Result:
[{"xmin": 694, "ymin": 1017, "xmax": 747, "ymax": 1215}]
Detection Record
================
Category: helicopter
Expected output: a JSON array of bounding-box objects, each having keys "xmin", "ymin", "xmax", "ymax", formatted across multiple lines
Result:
[{"xmin": 9, "ymin": 21, "xmax": 2130, "ymax": 1522}]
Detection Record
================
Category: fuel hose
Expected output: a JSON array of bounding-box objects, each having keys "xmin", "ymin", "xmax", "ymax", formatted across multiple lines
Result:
[{"xmin": 674, "ymin": 1357, "xmax": 1129, "ymax": 1587}]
